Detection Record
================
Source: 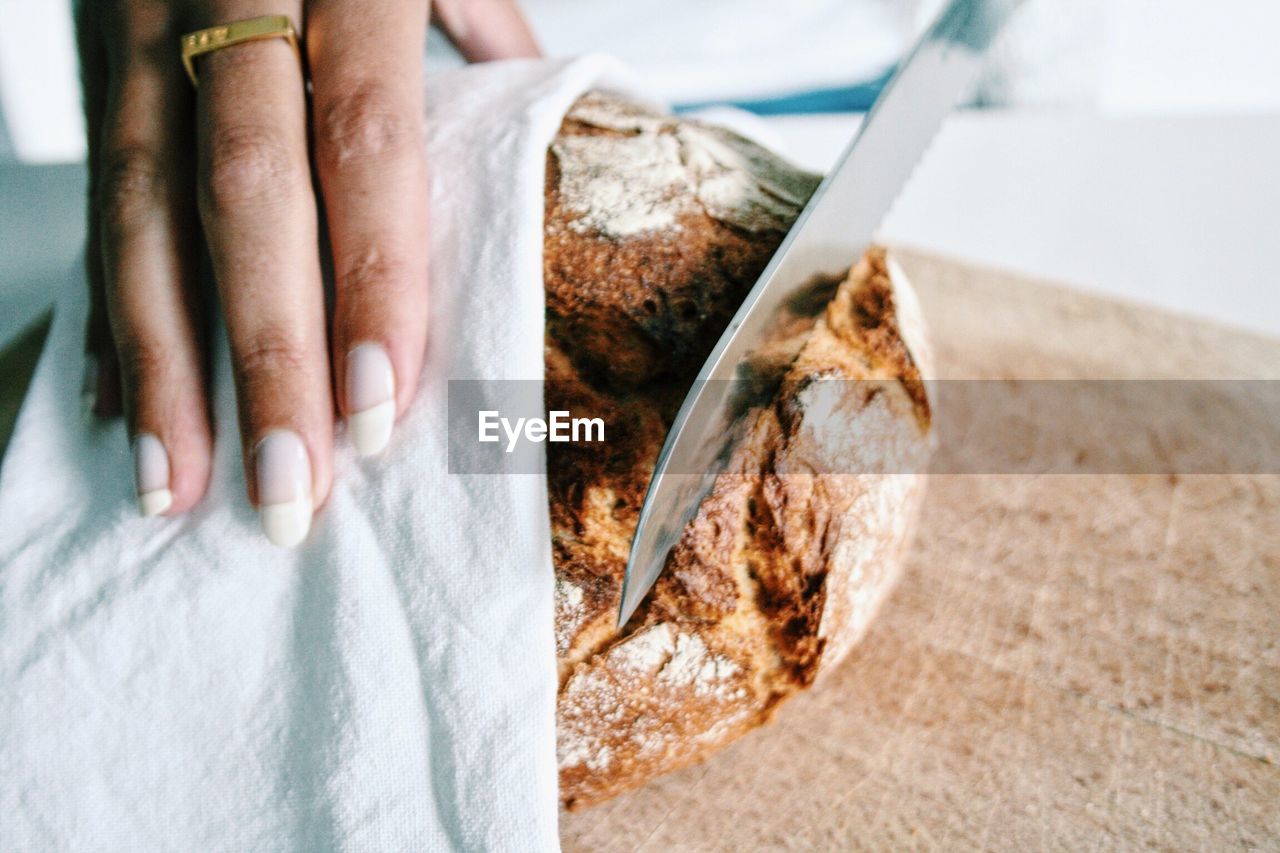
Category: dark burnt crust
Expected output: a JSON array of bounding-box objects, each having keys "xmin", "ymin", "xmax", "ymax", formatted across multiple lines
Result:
[{"xmin": 827, "ymin": 246, "xmax": 929, "ymax": 425}]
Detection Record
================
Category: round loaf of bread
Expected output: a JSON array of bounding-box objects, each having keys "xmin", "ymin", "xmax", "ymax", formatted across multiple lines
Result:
[{"xmin": 544, "ymin": 93, "xmax": 934, "ymax": 809}]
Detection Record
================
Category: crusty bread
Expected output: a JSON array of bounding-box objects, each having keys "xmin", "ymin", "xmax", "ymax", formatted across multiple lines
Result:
[{"xmin": 545, "ymin": 92, "xmax": 933, "ymax": 809}]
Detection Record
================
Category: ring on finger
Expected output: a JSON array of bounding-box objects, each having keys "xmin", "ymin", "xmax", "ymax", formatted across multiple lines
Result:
[{"xmin": 180, "ymin": 15, "xmax": 302, "ymax": 86}]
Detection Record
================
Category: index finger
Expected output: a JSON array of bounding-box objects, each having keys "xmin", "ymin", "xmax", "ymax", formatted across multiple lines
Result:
[{"xmin": 309, "ymin": 0, "xmax": 430, "ymax": 456}]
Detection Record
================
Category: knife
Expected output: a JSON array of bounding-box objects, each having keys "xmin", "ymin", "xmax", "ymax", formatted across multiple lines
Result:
[{"xmin": 617, "ymin": 0, "xmax": 1025, "ymax": 627}]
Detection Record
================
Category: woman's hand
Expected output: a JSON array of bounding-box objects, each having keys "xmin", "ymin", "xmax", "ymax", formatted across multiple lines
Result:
[{"xmin": 76, "ymin": 1, "xmax": 539, "ymax": 544}]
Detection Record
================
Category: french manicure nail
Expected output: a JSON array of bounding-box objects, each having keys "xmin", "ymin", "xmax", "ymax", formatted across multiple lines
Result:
[
  {"xmin": 81, "ymin": 357, "xmax": 98, "ymax": 416},
  {"xmin": 254, "ymin": 430, "xmax": 313, "ymax": 547},
  {"xmin": 345, "ymin": 343, "xmax": 396, "ymax": 456},
  {"xmin": 132, "ymin": 433, "xmax": 172, "ymax": 516}
]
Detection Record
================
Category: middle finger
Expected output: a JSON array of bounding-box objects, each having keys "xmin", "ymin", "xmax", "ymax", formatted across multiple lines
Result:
[{"xmin": 309, "ymin": 0, "xmax": 430, "ymax": 457}]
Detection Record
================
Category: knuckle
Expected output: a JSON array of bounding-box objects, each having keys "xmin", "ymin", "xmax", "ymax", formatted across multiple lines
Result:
[
  {"xmin": 318, "ymin": 82, "xmax": 420, "ymax": 166},
  {"xmin": 116, "ymin": 335, "xmax": 177, "ymax": 390},
  {"xmin": 234, "ymin": 329, "xmax": 310, "ymax": 385},
  {"xmin": 204, "ymin": 125, "xmax": 300, "ymax": 209},
  {"xmin": 110, "ymin": 1, "xmax": 175, "ymax": 53},
  {"xmin": 338, "ymin": 248, "xmax": 418, "ymax": 305},
  {"xmin": 99, "ymin": 145, "xmax": 164, "ymax": 232}
]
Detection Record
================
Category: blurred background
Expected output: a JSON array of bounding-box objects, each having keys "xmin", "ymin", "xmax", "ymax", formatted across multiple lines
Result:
[{"xmin": 2, "ymin": 0, "xmax": 1279, "ymax": 351}]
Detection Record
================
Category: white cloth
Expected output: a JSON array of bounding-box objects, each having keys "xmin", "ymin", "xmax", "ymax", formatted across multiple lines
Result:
[
  {"xmin": 0, "ymin": 56, "xmax": 633, "ymax": 851},
  {"xmin": 428, "ymin": 0, "xmax": 914, "ymax": 104}
]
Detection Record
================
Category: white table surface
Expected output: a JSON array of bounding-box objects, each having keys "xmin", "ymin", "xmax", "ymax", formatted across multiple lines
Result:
[
  {"xmin": 768, "ymin": 110, "xmax": 1280, "ymax": 338},
  {"xmin": 2, "ymin": 111, "xmax": 1278, "ymax": 353}
]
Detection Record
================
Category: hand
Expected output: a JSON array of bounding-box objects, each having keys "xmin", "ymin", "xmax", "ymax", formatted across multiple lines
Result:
[{"xmin": 76, "ymin": 0, "xmax": 540, "ymax": 544}]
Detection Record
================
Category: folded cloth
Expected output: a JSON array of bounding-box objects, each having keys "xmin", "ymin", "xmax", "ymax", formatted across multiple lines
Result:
[{"xmin": 0, "ymin": 56, "xmax": 635, "ymax": 851}]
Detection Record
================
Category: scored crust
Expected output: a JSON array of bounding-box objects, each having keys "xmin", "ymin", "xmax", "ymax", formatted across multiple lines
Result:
[{"xmin": 544, "ymin": 92, "xmax": 934, "ymax": 809}]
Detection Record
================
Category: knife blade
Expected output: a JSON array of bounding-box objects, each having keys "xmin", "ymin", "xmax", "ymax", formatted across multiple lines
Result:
[{"xmin": 617, "ymin": 0, "xmax": 1025, "ymax": 627}]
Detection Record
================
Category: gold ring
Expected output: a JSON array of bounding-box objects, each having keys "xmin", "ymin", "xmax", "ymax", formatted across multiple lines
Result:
[{"xmin": 181, "ymin": 15, "xmax": 301, "ymax": 86}]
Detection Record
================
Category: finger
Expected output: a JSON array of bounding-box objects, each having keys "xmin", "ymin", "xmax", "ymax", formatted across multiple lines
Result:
[
  {"xmin": 309, "ymin": 0, "xmax": 429, "ymax": 456},
  {"xmin": 194, "ymin": 3, "xmax": 331, "ymax": 546},
  {"xmin": 432, "ymin": 0, "xmax": 542, "ymax": 62},
  {"xmin": 75, "ymin": 1, "xmax": 121, "ymax": 417},
  {"xmin": 97, "ymin": 3, "xmax": 212, "ymax": 515}
]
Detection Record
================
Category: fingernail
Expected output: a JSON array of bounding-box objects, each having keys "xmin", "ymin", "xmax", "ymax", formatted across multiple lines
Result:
[
  {"xmin": 254, "ymin": 429, "xmax": 313, "ymax": 547},
  {"xmin": 132, "ymin": 433, "xmax": 172, "ymax": 516},
  {"xmin": 345, "ymin": 343, "xmax": 396, "ymax": 456},
  {"xmin": 81, "ymin": 357, "xmax": 98, "ymax": 416}
]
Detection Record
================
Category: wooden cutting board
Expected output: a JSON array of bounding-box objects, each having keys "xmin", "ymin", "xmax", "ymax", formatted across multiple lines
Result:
[
  {"xmin": 559, "ymin": 251, "xmax": 1280, "ymax": 849},
  {"xmin": 2, "ymin": 254, "xmax": 1276, "ymax": 848}
]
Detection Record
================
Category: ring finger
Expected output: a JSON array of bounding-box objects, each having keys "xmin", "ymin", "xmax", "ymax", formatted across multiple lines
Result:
[{"xmin": 192, "ymin": 1, "xmax": 332, "ymax": 546}]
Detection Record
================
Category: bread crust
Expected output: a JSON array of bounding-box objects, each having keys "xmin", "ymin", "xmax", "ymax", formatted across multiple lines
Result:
[{"xmin": 545, "ymin": 93, "xmax": 933, "ymax": 809}]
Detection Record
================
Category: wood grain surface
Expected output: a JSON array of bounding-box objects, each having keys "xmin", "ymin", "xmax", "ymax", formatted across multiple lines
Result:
[
  {"xmin": 559, "ymin": 252, "xmax": 1280, "ymax": 850},
  {"xmin": 1, "ymin": 254, "xmax": 1276, "ymax": 849}
]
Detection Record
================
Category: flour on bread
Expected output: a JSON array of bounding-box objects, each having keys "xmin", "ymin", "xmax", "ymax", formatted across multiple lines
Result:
[{"xmin": 551, "ymin": 91, "xmax": 819, "ymax": 239}]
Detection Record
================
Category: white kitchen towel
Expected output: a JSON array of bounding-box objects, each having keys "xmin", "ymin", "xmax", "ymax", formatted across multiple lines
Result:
[
  {"xmin": 429, "ymin": 0, "xmax": 912, "ymax": 105},
  {"xmin": 0, "ymin": 55, "xmax": 635, "ymax": 851}
]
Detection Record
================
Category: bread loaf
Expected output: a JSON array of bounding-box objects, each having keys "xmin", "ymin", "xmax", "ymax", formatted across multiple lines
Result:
[{"xmin": 544, "ymin": 93, "xmax": 933, "ymax": 808}]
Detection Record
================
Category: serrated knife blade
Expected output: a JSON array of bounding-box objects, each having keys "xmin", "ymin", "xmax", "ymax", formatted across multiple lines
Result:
[{"xmin": 617, "ymin": 0, "xmax": 1025, "ymax": 627}]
